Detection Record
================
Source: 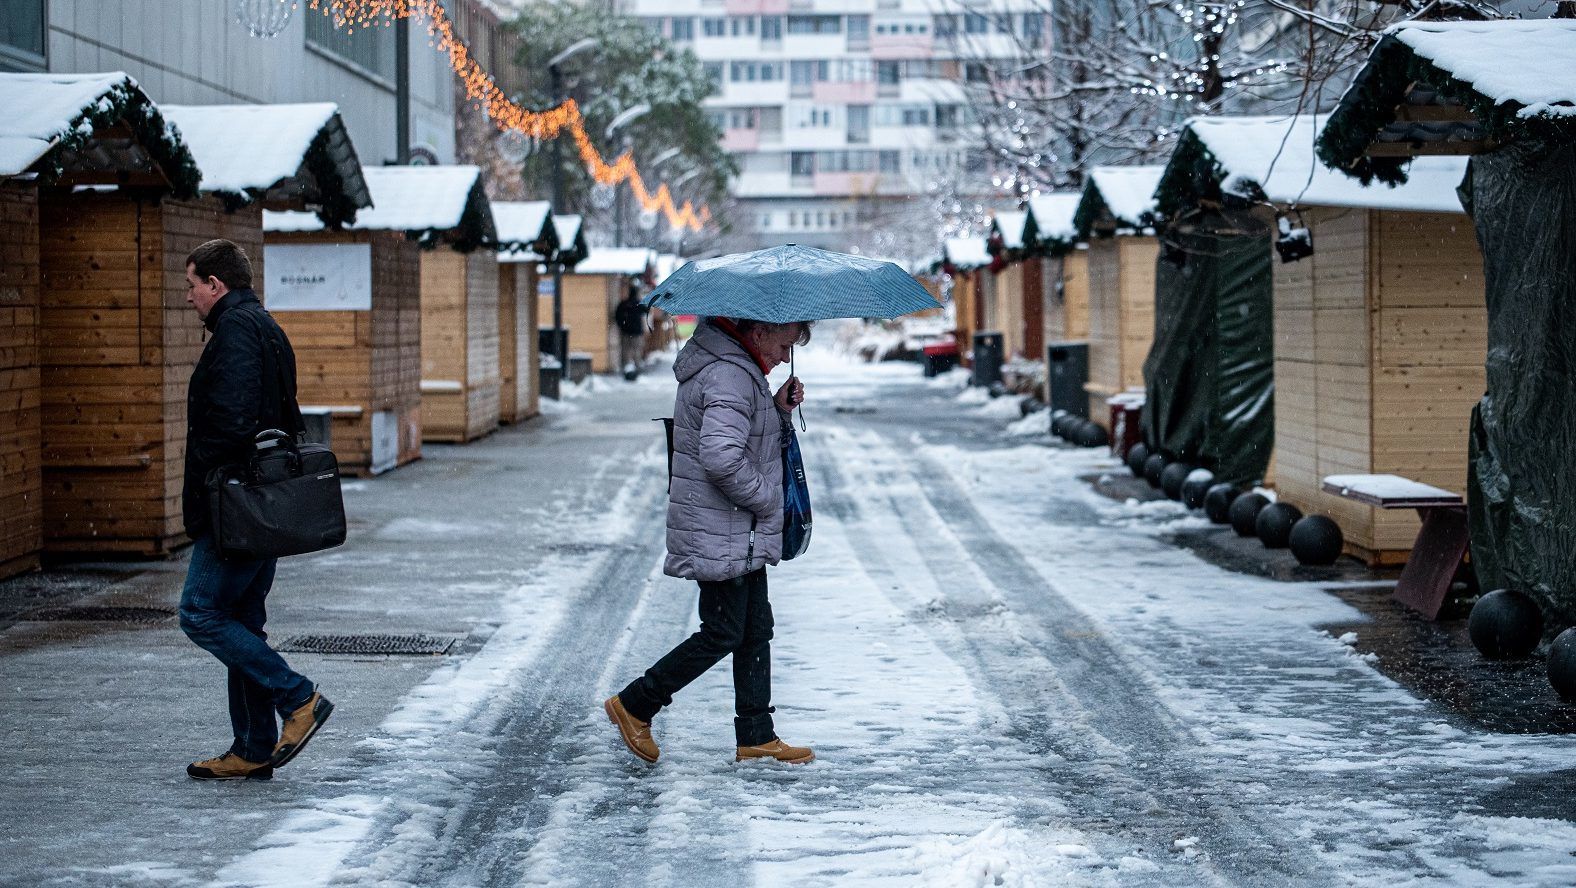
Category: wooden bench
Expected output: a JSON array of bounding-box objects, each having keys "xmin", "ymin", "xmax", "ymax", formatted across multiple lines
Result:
[{"xmin": 1322, "ymin": 474, "xmax": 1468, "ymax": 620}]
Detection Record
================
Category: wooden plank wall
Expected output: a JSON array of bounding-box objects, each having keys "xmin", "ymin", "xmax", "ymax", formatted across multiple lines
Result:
[
  {"xmin": 520, "ymin": 264, "xmax": 540, "ymax": 419},
  {"xmin": 1063, "ymin": 250, "xmax": 1090, "ymax": 340},
  {"xmin": 1117, "ymin": 238, "xmax": 1158, "ymax": 392},
  {"xmin": 39, "ymin": 193, "xmax": 261, "ymax": 555},
  {"xmin": 1022, "ymin": 256, "xmax": 1045, "ymax": 362},
  {"xmin": 0, "ymin": 181, "xmax": 42, "ymax": 578},
  {"xmin": 992, "ymin": 262, "xmax": 1025, "ymax": 360},
  {"xmin": 462, "ymin": 251, "xmax": 500, "ymax": 440},
  {"xmin": 272, "ymin": 230, "xmax": 421, "ymax": 474},
  {"xmin": 1369, "ymin": 210, "xmax": 1485, "ymax": 554},
  {"xmin": 951, "ymin": 272, "xmax": 978, "ymax": 354},
  {"xmin": 1271, "ymin": 206, "xmax": 1485, "ymax": 564},
  {"xmin": 421, "ymin": 249, "xmax": 499, "ymax": 443},
  {"xmin": 1083, "ymin": 238, "xmax": 1122, "ymax": 420},
  {"xmin": 497, "ymin": 261, "xmax": 519, "ymax": 424},
  {"xmin": 560, "ymin": 272, "xmax": 613, "ymax": 372}
]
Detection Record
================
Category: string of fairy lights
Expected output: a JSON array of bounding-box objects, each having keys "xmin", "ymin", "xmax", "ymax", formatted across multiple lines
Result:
[{"xmin": 308, "ymin": 0, "xmax": 709, "ymax": 231}]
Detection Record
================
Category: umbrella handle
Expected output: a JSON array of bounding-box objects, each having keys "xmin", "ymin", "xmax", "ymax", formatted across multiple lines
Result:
[{"xmin": 791, "ymin": 347, "xmax": 806, "ymax": 432}]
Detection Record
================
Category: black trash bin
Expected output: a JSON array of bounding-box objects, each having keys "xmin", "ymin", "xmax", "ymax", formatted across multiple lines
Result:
[
  {"xmin": 1046, "ymin": 341, "xmax": 1089, "ymax": 419},
  {"xmin": 538, "ymin": 326, "xmax": 570, "ymax": 374},
  {"xmin": 972, "ymin": 331, "xmax": 1004, "ymax": 387},
  {"xmin": 538, "ymin": 357, "xmax": 563, "ymax": 401}
]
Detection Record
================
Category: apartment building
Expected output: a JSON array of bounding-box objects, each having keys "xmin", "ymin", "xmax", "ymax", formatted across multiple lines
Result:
[{"xmin": 626, "ymin": 0, "xmax": 1042, "ymax": 252}]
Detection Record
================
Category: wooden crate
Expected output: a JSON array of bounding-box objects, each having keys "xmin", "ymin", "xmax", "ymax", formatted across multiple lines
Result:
[
  {"xmin": 1272, "ymin": 206, "xmax": 1486, "ymax": 564},
  {"xmin": 1084, "ymin": 237, "xmax": 1157, "ymax": 421},
  {"xmin": 0, "ymin": 180, "xmax": 42, "ymax": 578},
  {"xmin": 38, "ymin": 192, "xmax": 263, "ymax": 555},
  {"xmin": 267, "ymin": 229, "xmax": 422, "ymax": 475},
  {"xmin": 421, "ymin": 249, "xmax": 500, "ymax": 442},
  {"xmin": 498, "ymin": 262, "xmax": 540, "ymax": 423}
]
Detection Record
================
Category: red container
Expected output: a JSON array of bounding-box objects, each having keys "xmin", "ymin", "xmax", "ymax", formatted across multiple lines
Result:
[{"xmin": 1107, "ymin": 393, "xmax": 1146, "ymax": 460}]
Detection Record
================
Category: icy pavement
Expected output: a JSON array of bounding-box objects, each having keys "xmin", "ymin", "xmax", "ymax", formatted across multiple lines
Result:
[{"xmin": 2, "ymin": 350, "xmax": 1574, "ymax": 887}]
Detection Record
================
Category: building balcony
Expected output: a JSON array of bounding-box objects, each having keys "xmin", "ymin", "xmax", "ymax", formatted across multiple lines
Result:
[
  {"xmin": 722, "ymin": 128, "xmax": 761, "ymax": 151},
  {"xmin": 725, "ymin": 0, "xmax": 789, "ymax": 12},
  {"xmin": 870, "ymin": 35, "xmax": 932, "ymax": 59},
  {"xmin": 812, "ymin": 81, "xmax": 876, "ymax": 103}
]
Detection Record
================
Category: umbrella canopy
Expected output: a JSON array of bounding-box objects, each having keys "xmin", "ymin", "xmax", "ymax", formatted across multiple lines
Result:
[{"xmin": 643, "ymin": 244, "xmax": 938, "ymax": 323}]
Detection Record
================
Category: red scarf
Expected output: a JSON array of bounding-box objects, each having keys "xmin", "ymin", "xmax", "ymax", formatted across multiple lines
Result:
[{"xmin": 711, "ymin": 318, "xmax": 772, "ymax": 375}]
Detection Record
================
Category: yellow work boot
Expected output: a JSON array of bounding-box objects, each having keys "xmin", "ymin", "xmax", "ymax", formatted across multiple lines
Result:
[
  {"xmin": 187, "ymin": 752, "xmax": 273, "ymax": 781},
  {"xmin": 736, "ymin": 738, "xmax": 814, "ymax": 764},
  {"xmin": 270, "ymin": 691, "xmax": 334, "ymax": 767},
  {"xmin": 604, "ymin": 695, "xmax": 659, "ymax": 763}
]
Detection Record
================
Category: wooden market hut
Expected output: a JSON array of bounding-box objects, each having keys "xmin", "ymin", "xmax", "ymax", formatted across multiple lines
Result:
[
  {"xmin": 1072, "ymin": 166, "xmax": 1165, "ymax": 423},
  {"xmin": 271, "ymin": 165, "xmax": 498, "ymax": 447},
  {"xmin": 938, "ymin": 236, "xmax": 992, "ymax": 359},
  {"xmin": 1165, "ymin": 113, "xmax": 1482, "ymax": 564},
  {"xmin": 1315, "ymin": 19, "xmax": 1576, "ymax": 619},
  {"xmin": 1027, "ymin": 193, "xmax": 1087, "ymax": 349},
  {"xmin": 492, "ymin": 200, "xmax": 557, "ymax": 424},
  {"xmin": 558, "ymin": 247, "xmax": 656, "ymax": 374},
  {"xmin": 2, "ymin": 73, "xmax": 243, "ymax": 558},
  {"xmin": 985, "ymin": 210, "xmax": 1036, "ymax": 362}
]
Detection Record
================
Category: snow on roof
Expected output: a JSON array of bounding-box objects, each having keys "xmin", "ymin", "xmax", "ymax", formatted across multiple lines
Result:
[
  {"xmin": 573, "ymin": 247, "xmax": 654, "ymax": 276},
  {"xmin": 1086, "ymin": 166, "xmax": 1165, "ymax": 228},
  {"xmin": 553, "ymin": 214, "xmax": 583, "ymax": 246},
  {"xmin": 266, "ymin": 165, "xmax": 485, "ymax": 234},
  {"xmin": 1390, "ymin": 19, "xmax": 1576, "ymax": 119},
  {"xmin": 491, "ymin": 200, "xmax": 553, "ymax": 246},
  {"xmin": 992, "ymin": 211, "xmax": 1029, "ymax": 251},
  {"xmin": 1186, "ymin": 114, "xmax": 1467, "ymax": 213},
  {"xmin": 0, "ymin": 71, "xmax": 134, "ymax": 176},
  {"xmin": 161, "ymin": 103, "xmax": 339, "ymax": 194},
  {"xmin": 944, "ymin": 236, "xmax": 991, "ymax": 270},
  {"xmin": 1027, "ymin": 193, "xmax": 1080, "ymax": 244}
]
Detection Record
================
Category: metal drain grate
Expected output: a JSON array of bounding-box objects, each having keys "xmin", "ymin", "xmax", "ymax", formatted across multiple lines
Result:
[
  {"xmin": 275, "ymin": 633, "xmax": 458, "ymax": 655},
  {"xmin": 27, "ymin": 606, "xmax": 175, "ymax": 624}
]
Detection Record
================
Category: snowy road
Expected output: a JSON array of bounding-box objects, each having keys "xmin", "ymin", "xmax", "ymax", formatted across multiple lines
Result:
[{"xmin": 4, "ymin": 353, "xmax": 1575, "ymax": 887}]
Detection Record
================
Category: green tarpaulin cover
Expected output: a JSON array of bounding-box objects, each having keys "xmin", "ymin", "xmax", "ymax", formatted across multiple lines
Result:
[
  {"xmin": 1462, "ymin": 141, "xmax": 1576, "ymax": 628},
  {"xmin": 1141, "ymin": 210, "xmax": 1275, "ymax": 486}
]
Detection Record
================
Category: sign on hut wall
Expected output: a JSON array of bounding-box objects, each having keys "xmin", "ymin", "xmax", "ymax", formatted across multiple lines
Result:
[{"xmin": 264, "ymin": 243, "xmax": 373, "ymax": 311}]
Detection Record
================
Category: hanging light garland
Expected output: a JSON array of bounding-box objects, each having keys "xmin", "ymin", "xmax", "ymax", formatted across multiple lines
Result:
[{"xmin": 311, "ymin": 0, "xmax": 709, "ymax": 231}]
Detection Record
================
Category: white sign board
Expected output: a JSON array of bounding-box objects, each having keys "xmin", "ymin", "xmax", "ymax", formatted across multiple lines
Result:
[{"xmin": 264, "ymin": 243, "xmax": 372, "ymax": 311}]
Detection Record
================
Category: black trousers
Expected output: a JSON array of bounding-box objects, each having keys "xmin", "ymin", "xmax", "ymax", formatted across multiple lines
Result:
[{"xmin": 619, "ymin": 567, "xmax": 776, "ymax": 746}]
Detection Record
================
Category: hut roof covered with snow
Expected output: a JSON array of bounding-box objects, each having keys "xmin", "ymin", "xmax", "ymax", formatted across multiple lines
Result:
[
  {"xmin": 162, "ymin": 102, "xmax": 369, "ymax": 226},
  {"xmin": 1073, "ymin": 166, "xmax": 1164, "ymax": 238},
  {"xmin": 492, "ymin": 200, "xmax": 557, "ymax": 257},
  {"xmin": 1026, "ymin": 192, "xmax": 1081, "ymax": 255},
  {"xmin": 0, "ymin": 71, "xmax": 198, "ymax": 196},
  {"xmin": 265, "ymin": 164, "xmax": 495, "ymax": 250},
  {"xmin": 942, "ymin": 236, "xmax": 992, "ymax": 271},
  {"xmin": 1317, "ymin": 19, "xmax": 1576, "ymax": 185},
  {"xmin": 574, "ymin": 247, "xmax": 655, "ymax": 277},
  {"xmin": 1155, "ymin": 114, "xmax": 1468, "ymax": 219}
]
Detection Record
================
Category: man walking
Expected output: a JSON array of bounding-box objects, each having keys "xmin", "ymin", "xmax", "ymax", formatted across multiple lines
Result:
[
  {"xmin": 178, "ymin": 239, "xmax": 332, "ymax": 781},
  {"xmin": 614, "ymin": 279, "xmax": 648, "ymax": 379}
]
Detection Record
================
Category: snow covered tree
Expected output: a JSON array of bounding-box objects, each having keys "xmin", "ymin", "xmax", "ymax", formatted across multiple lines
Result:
[{"xmin": 506, "ymin": 3, "xmax": 736, "ymax": 241}]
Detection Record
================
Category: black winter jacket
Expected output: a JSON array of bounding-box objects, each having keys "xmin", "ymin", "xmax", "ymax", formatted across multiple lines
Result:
[
  {"xmin": 614, "ymin": 297, "xmax": 648, "ymax": 337},
  {"xmin": 183, "ymin": 289, "xmax": 300, "ymax": 537}
]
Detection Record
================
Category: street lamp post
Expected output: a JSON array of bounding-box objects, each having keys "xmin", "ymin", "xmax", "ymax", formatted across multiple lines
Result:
[
  {"xmin": 604, "ymin": 103, "xmax": 651, "ymax": 248},
  {"xmin": 546, "ymin": 38, "xmax": 598, "ymax": 374}
]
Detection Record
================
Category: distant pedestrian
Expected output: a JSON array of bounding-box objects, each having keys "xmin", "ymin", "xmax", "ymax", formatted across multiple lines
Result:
[
  {"xmin": 614, "ymin": 279, "xmax": 648, "ymax": 379},
  {"xmin": 178, "ymin": 239, "xmax": 333, "ymax": 781},
  {"xmin": 605, "ymin": 317, "xmax": 813, "ymax": 764}
]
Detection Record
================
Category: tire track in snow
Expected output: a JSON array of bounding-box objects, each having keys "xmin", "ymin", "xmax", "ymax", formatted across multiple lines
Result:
[{"xmin": 811, "ymin": 424, "xmax": 1327, "ymax": 885}]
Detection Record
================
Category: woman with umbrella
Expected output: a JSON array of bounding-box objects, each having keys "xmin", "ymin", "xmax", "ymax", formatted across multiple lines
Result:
[{"xmin": 602, "ymin": 245, "xmax": 938, "ymax": 765}]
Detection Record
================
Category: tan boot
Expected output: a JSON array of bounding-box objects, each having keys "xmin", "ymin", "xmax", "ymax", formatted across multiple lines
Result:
[
  {"xmin": 736, "ymin": 738, "xmax": 814, "ymax": 764},
  {"xmin": 604, "ymin": 695, "xmax": 659, "ymax": 763},
  {"xmin": 187, "ymin": 752, "xmax": 273, "ymax": 781},
  {"xmin": 271, "ymin": 691, "xmax": 334, "ymax": 767}
]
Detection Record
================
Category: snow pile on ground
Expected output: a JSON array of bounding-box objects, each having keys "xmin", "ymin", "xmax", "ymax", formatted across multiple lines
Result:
[
  {"xmin": 1005, "ymin": 412, "xmax": 1049, "ymax": 438},
  {"xmin": 974, "ymin": 394, "xmax": 1028, "ymax": 421}
]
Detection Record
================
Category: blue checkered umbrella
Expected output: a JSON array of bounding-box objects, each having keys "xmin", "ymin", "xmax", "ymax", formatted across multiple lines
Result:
[{"xmin": 642, "ymin": 244, "xmax": 938, "ymax": 323}]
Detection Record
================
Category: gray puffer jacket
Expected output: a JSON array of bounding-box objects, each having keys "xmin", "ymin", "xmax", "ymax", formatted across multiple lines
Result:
[{"xmin": 665, "ymin": 321, "xmax": 785, "ymax": 582}]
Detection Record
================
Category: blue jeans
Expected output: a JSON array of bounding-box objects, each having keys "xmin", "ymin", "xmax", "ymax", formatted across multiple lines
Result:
[{"xmin": 179, "ymin": 536, "xmax": 314, "ymax": 762}]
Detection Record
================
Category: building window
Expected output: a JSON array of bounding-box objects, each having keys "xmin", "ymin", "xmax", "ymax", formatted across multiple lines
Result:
[
  {"xmin": 964, "ymin": 62, "xmax": 990, "ymax": 84},
  {"xmin": 307, "ymin": 8, "xmax": 396, "ymax": 82},
  {"xmin": 670, "ymin": 17, "xmax": 694, "ymax": 41},
  {"xmin": 730, "ymin": 16, "xmax": 756, "ymax": 37},
  {"xmin": 761, "ymin": 16, "xmax": 782, "ymax": 41},
  {"xmin": 0, "ymin": 0, "xmax": 47, "ymax": 70},
  {"xmin": 935, "ymin": 104, "xmax": 962, "ymax": 128},
  {"xmin": 877, "ymin": 61, "xmax": 901, "ymax": 86},
  {"xmin": 706, "ymin": 110, "xmax": 727, "ymax": 130},
  {"xmin": 791, "ymin": 152, "xmax": 815, "ymax": 177},
  {"xmin": 846, "ymin": 15, "xmax": 869, "ymax": 44},
  {"xmin": 1021, "ymin": 12, "xmax": 1044, "ymax": 47},
  {"xmin": 933, "ymin": 14, "xmax": 957, "ymax": 38},
  {"xmin": 878, "ymin": 150, "xmax": 900, "ymax": 173},
  {"xmin": 703, "ymin": 62, "xmax": 723, "ymax": 88},
  {"xmin": 702, "ymin": 17, "xmax": 726, "ymax": 37},
  {"xmin": 964, "ymin": 12, "xmax": 988, "ymax": 34},
  {"xmin": 787, "ymin": 15, "xmax": 841, "ymax": 35}
]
